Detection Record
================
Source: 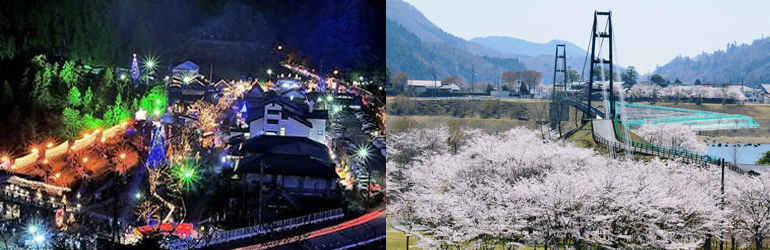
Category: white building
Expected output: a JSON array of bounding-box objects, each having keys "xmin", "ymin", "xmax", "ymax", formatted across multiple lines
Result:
[
  {"xmin": 759, "ymin": 84, "xmax": 770, "ymax": 104},
  {"xmin": 246, "ymin": 97, "xmax": 327, "ymax": 145},
  {"xmin": 407, "ymin": 80, "xmax": 460, "ymax": 93},
  {"xmin": 742, "ymin": 87, "xmax": 765, "ymax": 104}
]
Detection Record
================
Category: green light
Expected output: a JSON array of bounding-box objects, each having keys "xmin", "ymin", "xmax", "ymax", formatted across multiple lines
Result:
[
  {"xmin": 317, "ymin": 97, "xmax": 322, "ymax": 102},
  {"xmin": 172, "ymin": 162, "xmax": 200, "ymax": 191},
  {"xmin": 326, "ymin": 95, "xmax": 334, "ymax": 101},
  {"xmin": 155, "ymin": 99, "xmax": 161, "ymax": 105},
  {"xmin": 120, "ymin": 74, "xmax": 126, "ymax": 80}
]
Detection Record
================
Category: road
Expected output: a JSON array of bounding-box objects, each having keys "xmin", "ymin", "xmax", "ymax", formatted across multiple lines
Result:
[{"xmin": 233, "ymin": 209, "xmax": 385, "ymax": 250}]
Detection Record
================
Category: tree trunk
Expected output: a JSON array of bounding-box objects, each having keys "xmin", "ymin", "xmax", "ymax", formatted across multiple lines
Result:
[
  {"xmin": 704, "ymin": 234, "xmax": 712, "ymax": 250},
  {"xmin": 755, "ymin": 235, "xmax": 762, "ymax": 250},
  {"xmin": 406, "ymin": 235, "xmax": 410, "ymax": 250}
]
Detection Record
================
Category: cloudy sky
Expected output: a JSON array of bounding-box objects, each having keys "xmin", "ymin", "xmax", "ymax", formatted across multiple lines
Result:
[{"xmin": 403, "ymin": 0, "xmax": 770, "ymax": 74}]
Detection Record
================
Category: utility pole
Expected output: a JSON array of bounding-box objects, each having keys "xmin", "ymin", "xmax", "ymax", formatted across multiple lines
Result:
[
  {"xmin": 433, "ymin": 69, "xmax": 437, "ymax": 99},
  {"xmin": 472, "ymin": 63, "xmax": 475, "ymax": 93},
  {"xmin": 721, "ymin": 157, "xmax": 725, "ymax": 250}
]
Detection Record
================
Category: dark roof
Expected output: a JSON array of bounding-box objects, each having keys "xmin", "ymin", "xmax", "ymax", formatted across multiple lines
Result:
[
  {"xmin": 236, "ymin": 135, "xmax": 335, "ymax": 177},
  {"xmin": 236, "ymin": 154, "xmax": 336, "ymax": 178},
  {"xmin": 244, "ymin": 95, "xmax": 326, "ymax": 126},
  {"xmin": 740, "ymin": 164, "xmax": 770, "ymax": 174},
  {"xmin": 239, "ymin": 135, "xmax": 330, "ymax": 161}
]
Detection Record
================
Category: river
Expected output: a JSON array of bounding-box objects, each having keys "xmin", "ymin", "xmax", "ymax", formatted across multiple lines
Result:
[{"xmin": 706, "ymin": 143, "xmax": 770, "ymax": 164}]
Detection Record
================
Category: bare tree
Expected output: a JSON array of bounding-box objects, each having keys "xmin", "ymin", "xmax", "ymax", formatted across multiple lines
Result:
[
  {"xmin": 729, "ymin": 145, "xmax": 742, "ymax": 165},
  {"xmin": 528, "ymin": 101, "xmax": 550, "ymax": 139},
  {"xmin": 387, "ymin": 200, "xmax": 418, "ymax": 250}
]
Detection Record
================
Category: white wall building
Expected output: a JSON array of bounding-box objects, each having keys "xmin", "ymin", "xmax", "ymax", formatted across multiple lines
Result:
[
  {"xmin": 407, "ymin": 80, "xmax": 460, "ymax": 93},
  {"xmin": 247, "ymin": 98, "xmax": 327, "ymax": 145}
]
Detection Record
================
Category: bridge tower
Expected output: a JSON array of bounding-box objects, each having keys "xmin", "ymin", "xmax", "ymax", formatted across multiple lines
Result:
[
  {"xmin": 587, "ymin": 11, "xmax": 616, "ymax": 119},
  {"xmin": 551, "ymin": 44, "xmax": 567, "ymax": 100}
]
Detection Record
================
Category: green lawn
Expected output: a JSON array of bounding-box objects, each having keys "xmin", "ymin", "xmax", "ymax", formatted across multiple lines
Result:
[{"xmin": 387, "ymin": 231, "xmax": 548, "ymax": 250}]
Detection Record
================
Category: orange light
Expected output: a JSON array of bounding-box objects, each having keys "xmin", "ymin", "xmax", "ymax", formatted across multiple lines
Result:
[
  {"xmin": 54, "ymin": 173, "xmax": 61, "ymax": 178},
  {"xmin": 120, "ymin": 153, "xmax": 126, "ymax": 159},
  {"xmin": 1, "ymin": 157, "xmax": 8, "ymax": 162},
  {"xmin": 82, "ymin": 157, "xmax": 89, "ymax": 163},
  {"xmin": 100, "ymin": 137, "xmax": 106, "ymax": 143},
  {"xmin": 42, "ymin": 159, "xmax": 48, "ymax": 164},
  {"xmin": 31, "ymin": 148, "xmax": 38, "ymax": 154},
  {"xmin": 47, "ymin": 142, "xmax": 54, "ymax": 148}
]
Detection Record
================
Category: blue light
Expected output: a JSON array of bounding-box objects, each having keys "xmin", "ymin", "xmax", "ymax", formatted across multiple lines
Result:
[{"xmin": 240, "ymin": 103, "xmax": 248, "ymax": 113}]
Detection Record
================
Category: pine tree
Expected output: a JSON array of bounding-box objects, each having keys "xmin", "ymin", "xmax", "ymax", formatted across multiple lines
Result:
[
  {"xmin": 83, "ymin": 87, "xmax": 94, "ymax": 112},
  {"xmin": 67, "ymin": 86, "xmax": 82, "ymax": 107}
]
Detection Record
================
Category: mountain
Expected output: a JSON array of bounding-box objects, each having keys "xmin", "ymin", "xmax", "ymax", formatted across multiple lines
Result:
[
  {"xmin": 471, "ymin": 36, "xmax": 588, "ymax": 57},
  {"xmin": 386, "ymin": 0, "xmax": 520, "ymax": 59},
  {"xmin": 387, "ymin": 19, "xmax": 526, "ymax": 86},
  {"xmin": 654, "ymin": 36, "xmax": 770, "ymax": 88},
  {"xmin": 386, "ymin": 0, "xmax": 623, "ymax": 85}
]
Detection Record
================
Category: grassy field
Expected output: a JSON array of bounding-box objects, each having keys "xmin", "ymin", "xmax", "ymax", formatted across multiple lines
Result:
[{"xmin": 386, "ymin": 231, "xmax": 550, "ymax": 250}]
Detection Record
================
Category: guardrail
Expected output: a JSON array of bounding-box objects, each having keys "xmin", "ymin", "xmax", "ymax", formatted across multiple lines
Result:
[
  {"xmin": 594, "ymin": 123, "xmax": 745, "ymax": 174},
  {"xmin": 163, "ymin": 208, "xmax": 344, "ymax": 249}
]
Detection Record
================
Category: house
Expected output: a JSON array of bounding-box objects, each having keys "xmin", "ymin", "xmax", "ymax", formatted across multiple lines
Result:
[
  {"xmin": 245, "ymin": 95, "xmax": 328, "ymax": 145},
  {"xmin": 759, "ymin": 84, "xmax": 770, "ymax": 104},
  {"xmin": 172, "ymin": 61, "xmax": 201, "ymax": 79},
  {"xmin": 168, "ymin": 76, "xmax": 211, "ymax": 104},
  {"xmin": 742, "ymin": 87, "xmax": 765, "ymax": 104},
  {"xmin": 233, "ymin": 135, "xmax": 341, "ymax": 213},
  {"xmin": 740, "ymin": 164, "xmax": 770, "ymax": 176},
  {"xmin": 407, "ymin": 80, "xmax": 460, "ymax": 93}
]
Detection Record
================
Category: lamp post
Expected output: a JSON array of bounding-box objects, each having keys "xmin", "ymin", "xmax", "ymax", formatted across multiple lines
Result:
[{"xmin": 266, "ymin": 69, "xmax": 273, "ymax": 83}]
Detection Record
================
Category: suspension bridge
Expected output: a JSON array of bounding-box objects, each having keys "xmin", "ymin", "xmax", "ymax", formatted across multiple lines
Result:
[{"xmin": 552, "ymin": 11, "xmax": 751, "ymax": 174}]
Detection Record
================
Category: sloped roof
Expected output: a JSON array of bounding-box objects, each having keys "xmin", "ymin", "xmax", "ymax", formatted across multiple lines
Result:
[
  {"xmin": 760, "ymin": 84, "xmax": 770, "ymax": 94},
  {"xmin": 245, "ymin": 95, "xmax": 327, "ymax": 125},
  {"xmin": 174, "ymin": 61, "xmax": 199, "ymax": 71},
  {"xmin": 236, "ymin": 154, "xmax": 336, "ymax": 178},
  {"xmin": 239, "ymin": 135, "xmax": 331, "ymax": 161}
]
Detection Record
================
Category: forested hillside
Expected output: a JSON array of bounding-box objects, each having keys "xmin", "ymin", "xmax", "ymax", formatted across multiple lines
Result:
[
  {"xmin": 0, "ymin": 0, "xmax": 385, "ymax": 77},
  {"xmin": 655, "ymin": 36, "xmax": 770, "ymax": 87},
  {"xmin": 387, "ymin": 19, "xmax": 526, "ymax": 84}
]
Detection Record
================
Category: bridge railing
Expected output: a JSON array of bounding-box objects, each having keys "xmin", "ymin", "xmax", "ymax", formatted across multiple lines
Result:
[{"xmin": 594, "ymin": 121, "xmax": 745, "ymax": 174}]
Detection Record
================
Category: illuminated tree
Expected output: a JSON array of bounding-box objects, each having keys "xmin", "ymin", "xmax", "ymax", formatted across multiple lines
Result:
[
  {"xmin": 67, "ymin": 86, "xmax": 82, "ymax": 107},
  {"xmin": 82, "ymin": 87, "xmax": 94, "ymax": 111},
  {"xmin": 139, "ymin": 85, "xmax": 168, "ymax": 115},
  {"xmin": 33, "ymin": 62, "xmax": 57, "ymax": 109},
  {"xmin": 82, "ymin": 113, "xmax": 102, "ymax": 130},
  {"xmin": 59, "ymin": 60, "xmax": 79, "ymax": 88},
  {"xmin": 146, "ymin": 126, "xmax": 167, "ymax": 168},
  {"xmin": 61, "ymin": 107, "xmax": 82, "ymax": 139},
  {"xmin": 130, "ymin": 54, "xmax": 141, "ymax": 83}
]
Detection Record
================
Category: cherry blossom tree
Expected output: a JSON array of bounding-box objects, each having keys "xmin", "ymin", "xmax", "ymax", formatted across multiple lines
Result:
[
  {"xmin": 726, "ymin": 173, "xmax": 770, "ymax": 250},
  {"xmin": 633, "ymin": 122, "xmax": 708, "ymax": 154},
  {"xmin": 390, "ymin": 124, "xmax": 770, "ymax": 250}
]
